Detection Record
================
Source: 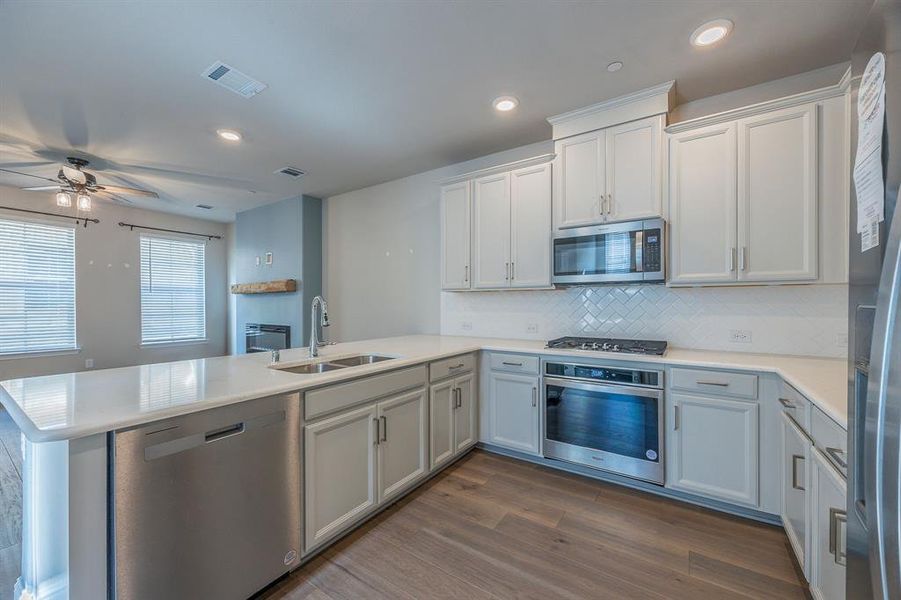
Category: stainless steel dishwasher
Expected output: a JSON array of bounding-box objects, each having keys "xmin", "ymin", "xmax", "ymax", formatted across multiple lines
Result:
[{"xmin": 111, "ymin": 393, "xmax": 302, "ymax": 600}]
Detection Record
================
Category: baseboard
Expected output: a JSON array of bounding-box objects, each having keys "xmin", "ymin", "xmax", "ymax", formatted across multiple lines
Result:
[{"xmin": 478, "ymin": 442, "xmax": 783, "ymax": 527}]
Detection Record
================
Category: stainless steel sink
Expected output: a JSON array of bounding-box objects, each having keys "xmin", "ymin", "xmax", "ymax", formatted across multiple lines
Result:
[
  {"xmin": 328, "ymin": 354, "xmax": 395, "ymax": 367},
  {"xmin": 279, "ymin": 362, "xmax": 347, "ymax": 375}
]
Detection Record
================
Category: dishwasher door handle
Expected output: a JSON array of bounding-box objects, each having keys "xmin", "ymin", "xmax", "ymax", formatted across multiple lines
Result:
[{"xmin": 205, "ymin": 422, "xmax": 245, "ymax": 443}]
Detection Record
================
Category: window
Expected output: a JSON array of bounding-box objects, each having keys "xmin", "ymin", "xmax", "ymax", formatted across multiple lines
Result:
[
  {"xmin": 0, "ymin": 218, "xmax": 76, "ymax": 355},
  {"xmin": 140, "ymin": 235, "xmax": 206, "ymax": 344}
]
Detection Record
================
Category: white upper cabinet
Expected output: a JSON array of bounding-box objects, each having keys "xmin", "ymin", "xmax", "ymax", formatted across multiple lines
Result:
[
  {"xmin": 510, "ymin": 163, "xmax": 552, "ymax": 288},
  {"xmin": 555, "ymin": 130, "xmax": 605, "ymax": 229},
  {"xmin": 737, "ymin": 103, "xmax": 818, "ymax": 282},
  {"xmin": 440, "ymin": 182, "xmax": 471, "ymax": 290},
  {"xmin": 667, "ymin": 85, "xmax": 848, "ymax": 287},
  {"xmin": 605, "ymin": 116, "xmax": 663, "ymax": 223},
  {"xmin": 554, "ymin": 115, "xmax": 664, "ymax": 230},
  {"xmin": 472, "ymin": 173, "xmax": 512, "ymax": 289},
  {"xmin": 668, "ymin": 122, "xmax": 738, "ymax": 284}
]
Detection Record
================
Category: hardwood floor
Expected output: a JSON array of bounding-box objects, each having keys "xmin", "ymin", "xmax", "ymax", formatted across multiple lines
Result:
[
  {"xmin": 0, "ymin": 410, "xmax": 21, "ymax": 600},
  {"xmin": 261, "ymin": 450, "xmax": 809, "ymax": 600}
]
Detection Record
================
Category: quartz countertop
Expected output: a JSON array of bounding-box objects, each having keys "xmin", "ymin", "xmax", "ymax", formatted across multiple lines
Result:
[{"xmin": 0, "ymin": 335, "xmax": 848, "ymax": 442}]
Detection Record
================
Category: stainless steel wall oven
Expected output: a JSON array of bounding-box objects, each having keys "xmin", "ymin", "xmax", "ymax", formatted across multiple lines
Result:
[{"xmin": 543, "ymin": 361, "xmax": 664, "ymax": 484}]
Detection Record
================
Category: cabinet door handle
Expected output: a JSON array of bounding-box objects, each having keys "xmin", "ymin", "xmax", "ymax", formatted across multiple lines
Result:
[
  {"xmin": 730, "ymin": 247, "xmax": 737, "ymax": 272},
  {"xmin": 830, "ymin": 507, "xmax": 848, "ymax": 566},
  {"xmin": 380, "ymin": 416, "xmax": 387, "ymax": 442},
  {"xmin": 457, "ymin": 388, "xmax": 463, "ymax": 409},
  {"xmin": 510, "ymin": 262, "xmax": 515, "ymax": 280},
  {"xmin": 373, "ymin": 418, "xmax": 380, "ymax": 445},
  {"xmin": 778, "ymin": 397, "xmax": 796, "ymax": 409},
  {"xmin": 607, "ymin": 193, "xmax": 613, "ymax": 215},
  {"xmin": 532, "ymin": 387, "xmax": 537, "ymax": 407},
  {"xmin": 697, "ymin": 380, "xmax": 730, "ymax": 387},
  {"xmin": 505, "ymin": 262, "xmax": 509, "ymax": 280},
  {"xmin": 464, "ymin": 265, "xmax": 468, "ymax": 283},
  {"xmin": 673, "ymin": 405, "xmax": 680, "ymax": 430},
  {"xmin": 599, "ymin": 194, "xmax": 606, "ymax": 215},
  {"xmin": 791, "ymin": 454, "xmax": 805, "ymax": 491},
  {"xmin": 826, "ymin": 447, "xmax": 848, "ymax": 469},
  {"xmin": 739, "ymin": 247, "xmax": 747, "ymax": 271}
]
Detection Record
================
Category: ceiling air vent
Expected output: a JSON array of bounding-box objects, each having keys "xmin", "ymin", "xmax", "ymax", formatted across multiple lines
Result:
[
  {"xmin": 201, "ymin": 61, "xmax": 267, "ymax": 98},
  {"xmin": 275, "ymin": 166, "xmax": 305, "ymax": 178}
]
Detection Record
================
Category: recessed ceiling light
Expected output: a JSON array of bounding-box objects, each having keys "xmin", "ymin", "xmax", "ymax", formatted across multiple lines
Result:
[
  {"xmin": 690, "ymin": 19, "xmax": 733, "ymax": 47},
  {"xmin": 493, "ymin": 96, "xmax": 518, "ymax": 112},
  {"xmin": 607, "ymin": 61, "xmax": 623, "ymax": 73},
  {"xmin": 216, "ymin": 129, "xmax": 242, "ymax": 142}
]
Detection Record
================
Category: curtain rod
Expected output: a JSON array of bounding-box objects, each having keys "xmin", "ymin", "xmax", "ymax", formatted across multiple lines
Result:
[
  {"xmin": 118, "ymin": 222, "xmax": 222, "ymax": 240},
  {"xmin": 0, "ymin": 206, "xmax": 99, "ymax": 227}
]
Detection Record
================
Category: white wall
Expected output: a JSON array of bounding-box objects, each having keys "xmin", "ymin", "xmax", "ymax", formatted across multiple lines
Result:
[
  {"xmin": 324, "ymin": 141, "xmax": 552, "ymax": 342},
  {"xmin": 0, "ymin": 186, "xmax": 229, "ymax": 379}
]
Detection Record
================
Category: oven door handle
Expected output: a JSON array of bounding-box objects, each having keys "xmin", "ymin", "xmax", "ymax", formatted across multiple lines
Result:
[{"xmin": 544, "ymin": 376, "xmax": 664, "ymax": 400}]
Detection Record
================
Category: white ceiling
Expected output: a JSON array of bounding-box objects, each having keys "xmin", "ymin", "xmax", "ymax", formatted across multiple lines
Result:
[{"xmin": 0, "ymin": 0, "xmax": 871, "ymax": 222}]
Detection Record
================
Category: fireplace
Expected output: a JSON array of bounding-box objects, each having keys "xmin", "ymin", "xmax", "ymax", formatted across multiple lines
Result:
[{"xmin": 245, "ymin": 323, "xmax": 291, "ymax": 353}]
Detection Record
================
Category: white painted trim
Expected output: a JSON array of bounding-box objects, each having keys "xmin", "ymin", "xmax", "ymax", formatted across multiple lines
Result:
[
  {"xmin": 547, "ymin": 81, "xmax": 675, "ymax": 140},
  {"xmin": 666, "ymin": 68, "xmax": 852, "ymax": 134},
  {"xmin": 440, "ymin": 153, "xmax": 555, "ymax": 185},
  {"xmin": 0, "ymin": 347, "xmax": 81, "ymax": 361}
]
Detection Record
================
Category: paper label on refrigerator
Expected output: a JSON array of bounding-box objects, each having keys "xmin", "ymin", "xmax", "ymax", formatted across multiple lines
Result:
[{"xmin": 854, "ymin": 52, "xmax": 887, "ymax": 239}]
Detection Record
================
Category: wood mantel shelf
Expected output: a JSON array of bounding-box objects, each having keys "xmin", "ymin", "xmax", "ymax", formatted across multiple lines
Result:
[{"xmin": 230, "ymin": 279, "xmax": 298, "ymax": 294}]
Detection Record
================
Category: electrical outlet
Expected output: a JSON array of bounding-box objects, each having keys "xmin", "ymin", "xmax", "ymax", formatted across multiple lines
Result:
[
  {"xmin": 729, "ymin": 329, "xmax": 752, "ymax": 344},
  {"xmin": 461, "ymin": 322, "xmax": 472, "ymax": 331},
  {"xmin": 85, "ymin": 359, "xmax": 94, "ymax": 369},
  {"xmin": 835, "ymin": 333, "xmax": 849, "ymax": 348},
  {"xmin": 526, "ymin": 323, "xmax": 539, "ymax": 334}
]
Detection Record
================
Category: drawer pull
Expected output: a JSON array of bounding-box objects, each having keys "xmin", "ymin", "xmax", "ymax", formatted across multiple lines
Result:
[
  {"xmin": 791, "ymin": 454, "xmax": 805, "ymax": 491},
  {"xmin": 829, "ymin": 507, "xmax": 848, "ymax": 566},
  {"xmin": 826, "ymin": 447, "xmax": 848, "ymax": 469},
  {"xmin": 448, "ymin": 363, "xmax": 465, "ymax": 370},
  {"xmin": 502, "ymin": 361, "xmax": 523, "ymax": 367},
  {"xmin": 697, "ymin": 380, "xmax": 730, "ymax": 387},
  {"xmin": 778, "ymin": 397, "xmax": 796, "ymax": 409}
]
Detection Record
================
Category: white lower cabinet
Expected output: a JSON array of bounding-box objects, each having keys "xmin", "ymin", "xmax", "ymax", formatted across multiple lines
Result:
[
  {"xmin": 486, "ymin": 371, "xmax": 540, "ymax": 454},
  {"xmin": 667, "ymin": 392, "xmax": 759, "ymax": 506},
  {"xmin": 782, "ymin": 413, "xmax": 811, "ymax": 577},
  {"xmin": 304, "ymin": 386, "xmax": 427, "ymax": 552},
  {"xmin": 810, "ymin": 448, "xmax": 847, "ymax": 600},
  {"xmin": 304, "ymin": 403, "xmax": 378, "ymax": 551},
  {"xmin": 430, "ymin": 372, "xmax": 477, "ymax": 470},
  {"xmin": 377, "ymin": 388, "xmax": 428, "ymax": 503}
]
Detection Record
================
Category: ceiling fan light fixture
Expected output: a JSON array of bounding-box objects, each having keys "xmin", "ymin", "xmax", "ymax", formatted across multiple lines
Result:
[
  {"xmin": 76, "ymin": 193, "xmax": 92, "ymax": 212},
  {"xmin": 216, "ymin": 129, "xmax": 242, "ymax": 142},
  {"xmin": 55, "ymin": 191, "xmax": 72, "ymax": 208}
]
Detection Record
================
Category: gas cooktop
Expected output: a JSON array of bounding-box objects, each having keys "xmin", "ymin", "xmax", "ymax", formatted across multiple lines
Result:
[{"xmin": 545, "ymin": 336, "xmax": 668, "ymax": 356}]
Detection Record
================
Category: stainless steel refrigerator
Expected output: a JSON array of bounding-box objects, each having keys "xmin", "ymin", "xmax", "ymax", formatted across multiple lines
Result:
[{"xmin": 848, "ymin": 0, "xmax": 901, "ymax": 598}]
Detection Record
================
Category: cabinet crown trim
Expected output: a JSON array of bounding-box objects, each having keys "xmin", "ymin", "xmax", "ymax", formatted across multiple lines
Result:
[
  {"xmin": 547, "ymin": 80, "xmax": 675, "ymax": 140},
  {"xmin": 440, "ymin": 153, "xmax": 555, "ymax": 185},
  {"xmin": 666, "ymin": 67, "xmax": 851, "ymax": 134}
]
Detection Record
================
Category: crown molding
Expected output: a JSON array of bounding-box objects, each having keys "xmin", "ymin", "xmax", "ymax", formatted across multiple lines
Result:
[
  {"xmin": 547, "ymin": 81, "xmax": 675, "ymax": 140},
  {"xmin": 666, "ymin": 69, "xmax": 852, "ymax": 134},
  {"xmin": 440, "ymin": 153, "xmax": 555, "ymax": 185}
]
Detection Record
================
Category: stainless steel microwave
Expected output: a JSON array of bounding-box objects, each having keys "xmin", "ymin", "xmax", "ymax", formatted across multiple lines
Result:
[{"xmin": 553, "ymin": 218, "xmax": 665, "ymax": 285}]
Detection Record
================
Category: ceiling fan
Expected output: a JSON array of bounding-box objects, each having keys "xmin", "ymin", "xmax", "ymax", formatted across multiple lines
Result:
[{"xmin": 1, "ymin": 156, "xmax": 159, "ymax": 211}]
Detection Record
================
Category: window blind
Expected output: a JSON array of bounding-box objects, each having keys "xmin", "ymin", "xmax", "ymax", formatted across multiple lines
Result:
[
  {"xmin": 0, "ymin": 218, "xmax": 76, "ymax": 355},
  {"xmin": 140, "ymin": 235, "xmax": 206, "ymax": 344}
]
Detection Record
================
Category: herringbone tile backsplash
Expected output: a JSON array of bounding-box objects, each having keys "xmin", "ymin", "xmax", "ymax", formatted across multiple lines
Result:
[{"xmin": 441, "ymin": 284, "xmax": 848, "ymax": 358}]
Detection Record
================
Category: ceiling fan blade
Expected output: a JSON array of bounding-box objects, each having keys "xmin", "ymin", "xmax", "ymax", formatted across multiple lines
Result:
[
  {"xmin": 94, "ymin": 190, "xmax": 134, "ymax": 204},
  {"xmin": 22, "ymin": 185, "xmax": 63, "ymax": 192},
  {"xmin": 0, "ymin": 167, "xmax": 62, "ymax": 184},
  {"xmin": 94, "ymin": 184, "xmax": 159, "ymax": 198},
  {"xmin": 106, "ymin": 161, "xmax": 267, "ymax": 192},
  {"xmin": 0, "ymin": 161, "xmax": 55, "ymax": 169}
]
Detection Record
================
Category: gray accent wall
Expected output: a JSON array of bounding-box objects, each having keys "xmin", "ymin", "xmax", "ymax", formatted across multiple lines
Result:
[{"xmin": 234, "ymin": 196, "xmax": 322, "ymax": 353}]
